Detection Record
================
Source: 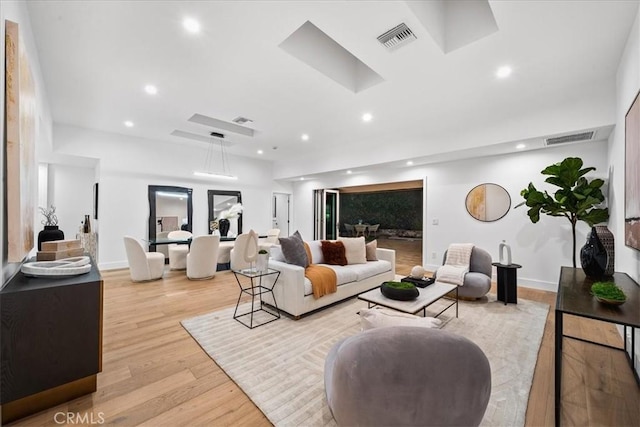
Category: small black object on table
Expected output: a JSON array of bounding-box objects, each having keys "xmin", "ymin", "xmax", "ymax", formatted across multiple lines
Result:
[
  {"xmin": 492, "ymin": 262, "xmax": 522, "ymax": 305},
  {"xmin": 401, "ymin": 276, "xmax": 435, "ymax": 288}
]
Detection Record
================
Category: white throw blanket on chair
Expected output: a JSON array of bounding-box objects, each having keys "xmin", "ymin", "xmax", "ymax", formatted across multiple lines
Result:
[{"xmin": 436, "ymin": 243, "xmax": 474, "ymax": 286}]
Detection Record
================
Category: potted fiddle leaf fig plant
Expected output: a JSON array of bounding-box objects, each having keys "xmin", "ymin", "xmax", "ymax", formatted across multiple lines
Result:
[{"xmin": 516, "ymin": 157, "xmax": 609, "ymax": 268}]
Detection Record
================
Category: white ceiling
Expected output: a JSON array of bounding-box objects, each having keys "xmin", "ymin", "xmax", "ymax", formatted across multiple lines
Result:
[{"xmin": 27, "ymin": 1, "xmax": 639, "ymax": 179}]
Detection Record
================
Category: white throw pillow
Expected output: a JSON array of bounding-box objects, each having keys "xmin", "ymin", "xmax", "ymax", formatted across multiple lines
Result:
[
  {"xmin": 338, "ymin": 236, "xmax": 367, "ymax": 264},
  {"xmin": 359, "ymin": 308, "xmax": 442, "ymax": 330},
  {"xmin": 306, "ymin": 240, "xmax": 325, "ymax": 264},
  {"xmin": 270, "ymin": 245, "xmax": 285, "ymax": 262}
]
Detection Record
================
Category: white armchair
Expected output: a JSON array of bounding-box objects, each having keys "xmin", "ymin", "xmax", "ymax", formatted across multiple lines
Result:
[
  {"xmin": 167, "ymin": 230, "xmax": 192, "ymax": 270},
  {"xmin": 187, "ymin": 235, "xmax": 221, "ymax": 280},
  {"xmin": 265, "ymin": 228, "xmax": 281, "ymax": 244},
  {"xmin": 123, "ymin": 236, "xmax": 165, "ymax": 282},
  {"xmin": 230, "ymin": 230, "xmax": 259, "ymax": 271}
]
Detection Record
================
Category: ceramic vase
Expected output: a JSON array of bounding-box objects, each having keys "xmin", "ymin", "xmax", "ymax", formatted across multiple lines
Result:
[
  {"xmin": 219, "ymin": 218, "xmax": 230, "ymax": 237},
  {"xmin": 37, "ymin": 226, "xmax": 65, "ymax": 251},
  {"xmin": 256, "ymin": 253, "xmax": 269, "ymax": 272},
  {"xmin": 580, "ymin": 226, "xmax": 615, "ymax": 278}
]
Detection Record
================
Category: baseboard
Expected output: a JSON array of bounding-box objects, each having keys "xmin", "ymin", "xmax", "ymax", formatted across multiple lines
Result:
[
  {"xmin": 424, "ymin": 263, "xmax": 557, "ymax": 293},
  {"xmin": 98, "ymin": 260, "xmax": 129, "ymax": 270}
]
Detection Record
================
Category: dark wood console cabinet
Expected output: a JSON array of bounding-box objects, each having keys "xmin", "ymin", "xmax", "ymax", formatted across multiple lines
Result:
[{"xmin": 0, "ymin": 262, "xmax": 103, "ymax": 423}]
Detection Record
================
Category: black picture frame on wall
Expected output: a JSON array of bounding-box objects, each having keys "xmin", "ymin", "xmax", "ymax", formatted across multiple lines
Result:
[{"xmin": 93, "ymin": 183, "xmax": 99, "ymax": 220}]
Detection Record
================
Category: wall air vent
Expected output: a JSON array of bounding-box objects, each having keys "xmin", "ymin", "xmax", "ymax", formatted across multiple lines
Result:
[
  {"xmin": 545, "ymin": 131, "xmax": 595, "ymax": 146},
  {"xmin": 377, "ymin": 23, "xmax": 416, "ymax": 51}
]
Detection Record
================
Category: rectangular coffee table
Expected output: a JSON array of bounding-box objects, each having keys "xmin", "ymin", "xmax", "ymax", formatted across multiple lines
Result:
[{"xmin": 358, "ymin": 282, "xmax": 458, "ymax": 318}]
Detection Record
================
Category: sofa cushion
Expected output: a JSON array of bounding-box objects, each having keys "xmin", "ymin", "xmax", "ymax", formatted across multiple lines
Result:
[
  {"xmin": 321, "ymin": 241, "xmax": 348, "ymax": 266},
  {"xmin": 345, "ymin": 260, "xmax": 392, "ymax": 281},
  {"xmin": 338, "ymin": 237, "xmax": 367, "ymax": 264},
  {"xmin": 307, "ymin": 240, "xmax": 325, "ymax": 264},
  {"xmin": 279, "ymin": 231, "xmax": 309, "ymax": 268},
  {"xmin": 303, "ymin": 264, "xmax": 359, "ymax": 296},
  {"xmin": 365, "ymin": 240, "xmax": 378, "ymax": 261}
]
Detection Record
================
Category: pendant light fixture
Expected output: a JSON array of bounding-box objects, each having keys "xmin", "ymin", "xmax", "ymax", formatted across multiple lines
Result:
[{"xmin": 193, "ymin": 132, "xmax": 238, "ymax": 180}]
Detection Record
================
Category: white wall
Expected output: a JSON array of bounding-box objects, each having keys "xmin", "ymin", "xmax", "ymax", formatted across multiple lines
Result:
[
  {"xmin": 609, "ymin": 6, "xmax": 640, "ymax": 375},
  {"xmin": 50, "ymin": 124, "xmax": 291, "ymax": 269},
  {"xmin": 48, "ymin": 164, "xmax": 95, "ymax": 238},
  {"xmin": 1, "ymin": 2, "xmax": 54, "ymax": 286},
  {"xmin": 291, "ymin": 141, "xmax": 609, "ymax": 291}
]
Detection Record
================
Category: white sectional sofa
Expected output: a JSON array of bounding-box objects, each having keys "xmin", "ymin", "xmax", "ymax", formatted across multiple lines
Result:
[{"xmin": 261, "ymin": 243, "xmax": 395, "ymax": 319}]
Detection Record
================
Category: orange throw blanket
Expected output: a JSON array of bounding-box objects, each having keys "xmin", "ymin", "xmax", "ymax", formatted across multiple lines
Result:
[{"xmin": 304, "ymin": 243, "xmax": 337, "ymax": 299}]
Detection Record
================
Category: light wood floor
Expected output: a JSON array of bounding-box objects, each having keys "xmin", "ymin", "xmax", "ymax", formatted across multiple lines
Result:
[{"xmin": 8, "ymin": 257, "xmax": 639, "ymax": 426}]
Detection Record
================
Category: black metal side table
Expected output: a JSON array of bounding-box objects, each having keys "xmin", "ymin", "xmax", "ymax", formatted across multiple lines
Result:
[
  {"xmin": 232, "ymin": 268, "xmax": 281, "ymax": 329},
  {"xmin": 492, "ymin": 262, "xmax": 522, "ymax": 305}
]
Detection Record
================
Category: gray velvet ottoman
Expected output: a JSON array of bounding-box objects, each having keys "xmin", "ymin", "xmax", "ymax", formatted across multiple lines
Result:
[{"xmin": 324, "ymin": 326, "xmax": 491, "ymax": 426}]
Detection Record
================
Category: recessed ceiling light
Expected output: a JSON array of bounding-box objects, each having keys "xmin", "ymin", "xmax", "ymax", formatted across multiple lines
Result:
[
  {"xmin": 496, "ymin": 66, "xmax": 512, "ymax": 78},
  {"xmin": 144, "ymin": 84, "xmax": 158, "ymax": 95},
  {"xmin": 183, "ymin": 17, "xmax": 201, "ymax": 34},
  {"xmin": 516, "ymin": 143, "xmax": 526, "ymax": 149},
  {"xmin": 257, "ymin": 149, "xmax": 264, "ymax": 154},
  {"xmin": 347, "ymin": 170, "xmax": 352, "ymax": 174},
  {"xmin": 300, "ymin": 177, "xmax": 305, "ymax": 181},
  {"xmin": 301, "ymin": 134, "xmax": 310, "ymax": 141},
  {"xmin": 362, "ymin": 113, "xmax": 373, "ymax": 122},
  {"xmin": 123, "ymin": 120, "xmax": 134, "ymax": 128},
  {"xmin": 406, "ymin": 160, "xmax": 414, "ymax": 166}
]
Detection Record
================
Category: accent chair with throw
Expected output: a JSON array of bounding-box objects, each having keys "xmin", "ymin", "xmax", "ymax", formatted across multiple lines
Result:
[{"xmin": 434, "ymin": 245, "xmax": 492, "ymax": 299}]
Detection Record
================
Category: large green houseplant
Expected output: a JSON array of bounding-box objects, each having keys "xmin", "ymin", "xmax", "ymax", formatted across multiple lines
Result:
[{"xmin": 516, "ymin": 157, "xmax": 609, "ymax": 268}]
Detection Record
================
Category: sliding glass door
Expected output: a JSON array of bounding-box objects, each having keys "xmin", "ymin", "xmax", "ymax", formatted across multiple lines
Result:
[{"xmin": 313, "ymin": 189, "xmax": 339, "ymax": 240}]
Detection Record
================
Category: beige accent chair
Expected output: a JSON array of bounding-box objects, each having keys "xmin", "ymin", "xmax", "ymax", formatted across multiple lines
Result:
[
  {"xmin": 187, "ymin": 235, "xmax": 221, "ymax": 280},
  {"xmin": 123, "ymin": 236, "xmax": 165, "ymax": 282},
  {"xmin": 230, "ymin": 230, "xmax": 259, "ymax": 271},
  {"xmin": 167, "ymin": 230, "xmax": 192, "ymax": 270},
  {"xmin": 265, "ymin": 228, "xmax": 281, "ymax": 244}
]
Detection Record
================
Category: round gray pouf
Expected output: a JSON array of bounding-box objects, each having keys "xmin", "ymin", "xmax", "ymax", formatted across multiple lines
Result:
[{"xmin": 324, "ymin": 326, "xmax": 491, "ymax": 427}]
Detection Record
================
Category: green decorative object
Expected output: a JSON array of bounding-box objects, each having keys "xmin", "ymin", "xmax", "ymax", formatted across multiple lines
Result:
[
  {"xmin": 516, "ymin": 157, "xmax": 609, "ymax": 268},
  {"xmin": 380, "ymin": 281, "xmax": 419, "ymax": 301},
  {"xmin": 591, "ymin": 281, "xmax": 626, "ymax": 305}
]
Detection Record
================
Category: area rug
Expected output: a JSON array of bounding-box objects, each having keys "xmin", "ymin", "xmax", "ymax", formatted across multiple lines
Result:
[{"xmin": 181, "ymin": 296, "xmax": 548, "ymax": 426}]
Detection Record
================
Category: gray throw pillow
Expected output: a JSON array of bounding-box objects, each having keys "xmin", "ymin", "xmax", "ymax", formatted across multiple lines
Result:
[{"xmin": 278, "ymin": 231, "xmax": 309, "ymax": 268}]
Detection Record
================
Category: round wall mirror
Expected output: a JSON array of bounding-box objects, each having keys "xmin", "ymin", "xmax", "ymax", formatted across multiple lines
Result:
[{"xmin": 465, "ymin": 183, "xmax": 511, "ymax": 222}]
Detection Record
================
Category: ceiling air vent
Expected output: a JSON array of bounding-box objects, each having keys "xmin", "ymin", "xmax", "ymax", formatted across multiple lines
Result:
[
  {"xmin": 232, "ymin": 116, "xmax": 253, "ymax": 125},
  {"xmin": 377, "ymin": 23, "xmax": 416, "ymax": 51},
  {"xmin": 545, "ymin": 131, "xmax": 595, "ymax": 146}
]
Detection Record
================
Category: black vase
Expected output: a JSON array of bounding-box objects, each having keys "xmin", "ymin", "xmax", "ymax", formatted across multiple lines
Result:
[
  {"xmin": 219, "ymin": 218, "xmax": 230, "ymax": 237},
  {"xmin": 580, "ymin": 226, "xmax": 615, "ymax": 278},
  {"xmin": 37, "ymin": 226, "xmax": 65, "ymax": 250}
]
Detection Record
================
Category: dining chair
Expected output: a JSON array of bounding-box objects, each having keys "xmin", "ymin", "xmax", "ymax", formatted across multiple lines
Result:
[
  {"xmin": 354, "ymin": 224, "xmax": 367, "ymax": 237},
  {"xmin": 265, "ymin": 228, "xmax": 281, "ymax": 244},
  {"xmin": 123, "ymin": 236, "xmax": 165, "ymax": 282},
  {"xmin": 186, "ymin": 235, "xmax": 221, "ymax": 280},
  {"xmin": 344, "ymin": 223, "xmax": 355, "ymax": 237},
  {"xmin": 367, "ymin": 224, "xmax": 380, "ymax": 237},
  {"xmin": 230, "ymin": 230, "xmax": 259, "ymax": 271},
  {"xmin": 167, "ymin": 230, "xmax": 192, "ymax": 270}
]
